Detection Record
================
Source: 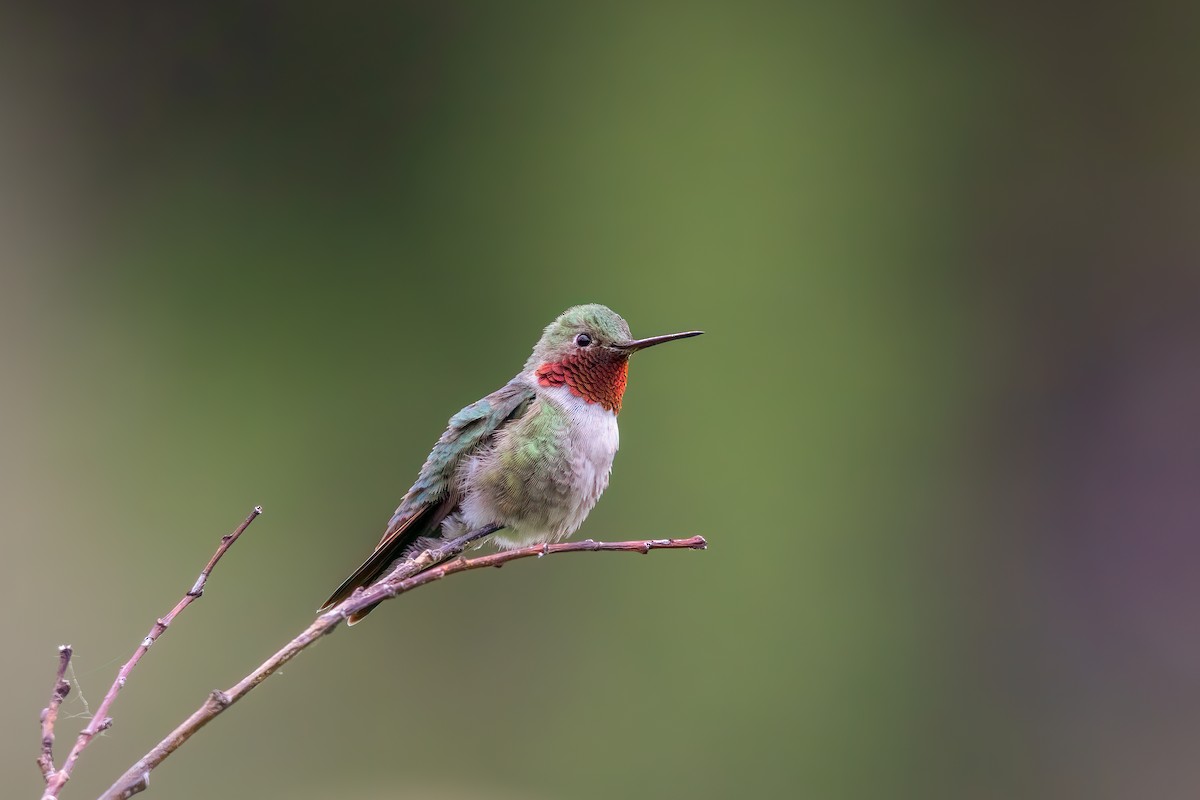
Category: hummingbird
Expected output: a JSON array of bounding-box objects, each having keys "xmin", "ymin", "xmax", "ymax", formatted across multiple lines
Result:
[{"xmin": 322, "ymin": 304, "xmax": 702, "ymax": 623}]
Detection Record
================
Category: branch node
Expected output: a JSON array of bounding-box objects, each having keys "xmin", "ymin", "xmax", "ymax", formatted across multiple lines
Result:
[{"xmin": 37, "ymin": 644, "xmax": 75, "ymax": 783}]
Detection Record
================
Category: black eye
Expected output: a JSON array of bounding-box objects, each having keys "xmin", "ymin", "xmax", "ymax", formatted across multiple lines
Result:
[{"xmin": 575, "ymin": 333, "xmax": 592, "ymax": 347}]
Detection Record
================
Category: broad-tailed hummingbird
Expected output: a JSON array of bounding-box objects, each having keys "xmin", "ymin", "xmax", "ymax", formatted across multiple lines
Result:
[{"xmin": 322, "ymin": 304, "xmax": 702, "ymax": 622}]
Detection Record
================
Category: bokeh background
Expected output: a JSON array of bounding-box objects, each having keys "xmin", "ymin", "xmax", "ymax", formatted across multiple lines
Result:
[{"xmin": 3, "ymin": 3, "xmax": 1198, "ymax": 798}]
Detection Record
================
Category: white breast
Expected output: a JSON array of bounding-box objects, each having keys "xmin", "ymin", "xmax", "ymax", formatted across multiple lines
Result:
[
  {"xmin": 480, "ymin": 384, "xmax": 619, "ymax": 548},
  {"xmin": 547, "ymin": 386, "xmax": 619, "ymax": 533},
  {"xmin": 560, "ymin": 389, "xmax": 621, "ymax": 486}
]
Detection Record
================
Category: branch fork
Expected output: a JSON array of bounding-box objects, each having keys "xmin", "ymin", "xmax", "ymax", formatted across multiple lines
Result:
[
  {"xmin": 38, "ymin": 506, "xmax": 262, "ymax": 799},
  {"xmin": 36, "ymin": 505, "xmax": 705, "ymax": 800}
]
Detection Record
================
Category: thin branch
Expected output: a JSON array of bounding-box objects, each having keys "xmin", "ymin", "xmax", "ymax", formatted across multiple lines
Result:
[
  {"xmin": 37, "ymin": 645, "xmax": 74, "ymax": 781},
  {"xmin": 353, "ymin": 536, "xmax": 712, "ymax": 615},
  {"xmin": 187, "ymin": 507, "xmax": 264, "ymax": 599},
  {"xmin": 100, "ymin": 532, "xmax": 707, "ymax": 800},
  {"xmin": 40, "ymin": 506, "xmax": 262, "ymax": 799}
]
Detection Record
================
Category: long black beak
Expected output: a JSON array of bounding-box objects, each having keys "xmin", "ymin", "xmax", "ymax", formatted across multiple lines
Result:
[{"xmin": 614, "ymin": 330, "xmax": 704, "ymax": 352}]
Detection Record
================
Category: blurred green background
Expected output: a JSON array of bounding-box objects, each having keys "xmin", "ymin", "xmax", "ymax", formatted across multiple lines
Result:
[{"xmin": 4, "ymin": 3, "xmax": 1198, "ymax": 799}]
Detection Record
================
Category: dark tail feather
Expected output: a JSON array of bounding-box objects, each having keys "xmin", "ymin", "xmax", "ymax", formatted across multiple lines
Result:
[
  {"xmin": 321, "ymin": 522, "xmax": 434, "ymax": 623},
  {"xmin": 347, "ymin": 602, "xmax": 381, "ymax": 625},
  {"xmin": 322, "ymin": 500, "xmax": 456, "ymax": 624},
  {"xmin": 320, "ymin": 542, "xmax": 406, "ymax": 615},
  {"xmin": 341, "ymin": 521, "xmax": 501, "ymax": 623}
]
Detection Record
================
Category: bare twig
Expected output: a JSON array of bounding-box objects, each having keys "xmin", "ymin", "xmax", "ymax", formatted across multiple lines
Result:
[
  {"xmin": 36, "ymin": 645, "xmax": 74, "ymax": 781},
  {"xmin": 40, "ymin": 506, "xmax": 262, "ymax": 799},
  {"xmin": 101, "ymin": 531, "xmax": 707, "ymax": 800}
]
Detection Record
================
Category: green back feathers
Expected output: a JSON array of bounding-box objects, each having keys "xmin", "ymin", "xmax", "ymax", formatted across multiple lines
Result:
[{"xmin": 391, "ymin": 380, "xmax": 535, "ymax": 530}]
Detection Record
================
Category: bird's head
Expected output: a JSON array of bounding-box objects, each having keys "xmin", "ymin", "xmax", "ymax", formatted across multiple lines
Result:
[{"xmin": 525, "ymin": 304, "xmax": 702, "ymax": 413}]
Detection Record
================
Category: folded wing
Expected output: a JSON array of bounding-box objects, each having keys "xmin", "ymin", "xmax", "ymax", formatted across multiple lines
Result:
[{"xmin": 320, "ymin": 379, "xmax": 535, "ymax": 616}]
